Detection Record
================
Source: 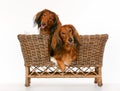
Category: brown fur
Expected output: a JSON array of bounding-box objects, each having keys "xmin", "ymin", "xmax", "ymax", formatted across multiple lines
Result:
[
  {"xmin": 51, "ymin": 24, "xmax": 80, "ymax": 71},
  {"xmin": 34, "ymin": 9, "xmax": 61, "ymax": 35},
  {"xmin": 34, "ymin": 9, "xmax": 61, "ymax": 56}
]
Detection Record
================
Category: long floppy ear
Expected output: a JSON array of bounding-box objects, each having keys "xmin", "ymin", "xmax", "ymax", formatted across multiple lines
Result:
[
  {"xmin": 69, "ymin": 25, "xmax": 81, "ymax": 45},
  {"xmin": 51, "ymin": 28, "xmax": 62, "ymax": 51},
  {"xmin": 51, "ymin": 13, "xmax": 62, "ymax": 51},
  {"xmin": 51, "ymin": 14, "xmax": 62, "ymax": 34}
]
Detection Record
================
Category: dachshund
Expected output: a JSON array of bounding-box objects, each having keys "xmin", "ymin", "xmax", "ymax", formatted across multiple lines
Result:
[
  {"xmin": 34, "ymin": 9, "xmax": 61, "ymax": 35},
  {"xmin": 34, "ymin": 9, "xmax": 62, "ymax": 56},
  {"xmin": 51, "ymin": 24, "xmax": 80, "ymax": 72}
]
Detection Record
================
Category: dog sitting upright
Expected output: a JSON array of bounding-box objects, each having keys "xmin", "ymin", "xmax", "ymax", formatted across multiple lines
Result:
[{"xmin": 51, "ymin": 24, "xmax": 80, "ymax": 72}]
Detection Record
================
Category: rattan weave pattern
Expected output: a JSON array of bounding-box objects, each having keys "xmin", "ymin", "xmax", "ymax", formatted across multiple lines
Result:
[
  {"xmin": 73, "ymin": 34, "xmax": 108, "ymax": 67},
  {"xmin": 18, "ymin": 34, "xmax": 108, "ymax": 67},
  {"xmin": 18, "ymin": 34, "xmax": 51, "ymax": 66}
]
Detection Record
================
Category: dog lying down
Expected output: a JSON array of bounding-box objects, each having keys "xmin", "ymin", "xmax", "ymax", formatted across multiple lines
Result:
[{"xmin": 51, "ymin": 24, "xmax": 80, "ymax": 72}]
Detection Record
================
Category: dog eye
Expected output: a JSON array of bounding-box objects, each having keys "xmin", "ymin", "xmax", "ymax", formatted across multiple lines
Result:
[
  {"xmin": 49, "ymin": 18, "xmax": 54, "ymax": 21},
  {"xmin": 61, "ymin": 32, "xmax": 65, "ymax": 35}
]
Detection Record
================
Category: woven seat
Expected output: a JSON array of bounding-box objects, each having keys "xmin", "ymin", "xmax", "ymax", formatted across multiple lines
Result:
[{"xmin": 18, "ymin": 34, "xmax": 108, "ymax": 87}]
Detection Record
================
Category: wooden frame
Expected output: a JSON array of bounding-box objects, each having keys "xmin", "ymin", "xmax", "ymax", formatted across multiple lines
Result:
[{"xmin": 25, "ymin": 66, "xmax": 102, "ymax": 87}]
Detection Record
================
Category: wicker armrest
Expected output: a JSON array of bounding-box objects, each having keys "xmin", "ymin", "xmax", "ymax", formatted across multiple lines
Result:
[
  {"xmin": 18, "ymin": 34, "xmax": 51, "ymax": 66},
  {"xmin": 74, "ymin": 34, "xmax": 108, "ymax": 67}
]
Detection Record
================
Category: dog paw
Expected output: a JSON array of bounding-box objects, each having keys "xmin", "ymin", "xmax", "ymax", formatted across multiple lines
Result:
[{"xmin": 50, "ymin": 57, "xmax": 58, "ymax": 65}]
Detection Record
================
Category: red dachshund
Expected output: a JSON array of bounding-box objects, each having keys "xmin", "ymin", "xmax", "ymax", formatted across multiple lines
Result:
[
  {"xmin": 34, "ymin": 9, "xmax": 61, "ymax": 56},
  {"xmin": 51, "ymin": 24, "xmax": 80, "ymax": 72}
]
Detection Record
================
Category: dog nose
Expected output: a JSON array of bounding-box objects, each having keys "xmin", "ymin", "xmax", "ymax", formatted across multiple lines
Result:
[
  {"xmin": 41, "ymin": 22, "xmax": 46, "ymax": 26},
  {"xmin": 68, "ymin": 38, "xmax": 73, "ymax": 42}
]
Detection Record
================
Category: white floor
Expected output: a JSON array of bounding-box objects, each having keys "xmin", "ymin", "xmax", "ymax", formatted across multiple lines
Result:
[{"xmin": 0, "ymin": 79, "xmax": 120, "ymax": 91}]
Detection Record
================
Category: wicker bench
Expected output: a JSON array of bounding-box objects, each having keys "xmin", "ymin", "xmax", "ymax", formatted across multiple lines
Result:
[{"xmin": 18, "ymin": 34, "xmax": 108, "ymax": 87}]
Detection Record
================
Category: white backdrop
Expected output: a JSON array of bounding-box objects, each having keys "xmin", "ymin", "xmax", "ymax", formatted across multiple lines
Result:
[{"xmin": 0, "ymin": 0, "xmax": 120, "ymax": 84}]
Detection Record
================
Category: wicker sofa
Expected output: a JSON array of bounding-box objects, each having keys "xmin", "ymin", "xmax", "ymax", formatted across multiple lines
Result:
[{"xmin": 18, "ymin": 34, "xmax": 108, "ymax": 87}]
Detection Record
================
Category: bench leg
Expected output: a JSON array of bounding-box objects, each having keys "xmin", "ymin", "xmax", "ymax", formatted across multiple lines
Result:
[
  {"xmin": 94, "ymin": 67, "xmax": 98, "ymax": 84},
  {"xmin": 25, "ymin": 66, "xmax": 31, "ymax": 87},
  {"xmin": 97, "ymin": 77, "xmax": 103, "ymax": 86},
  {"xmin": 94, "ymin": 77, "xmax": 98, "ymax": 84},
  {"xmin": 97, "ymin": 67, "xmax": 103, "ymax": 87},
  {"xmin": 94, "ymin": 67, "xmax": 103, "ymax": 86}
]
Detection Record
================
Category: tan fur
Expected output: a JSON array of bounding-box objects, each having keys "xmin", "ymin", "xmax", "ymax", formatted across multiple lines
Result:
[{"xmin": 52, "ymin": 24, "xmax": 80, "ymax": 71}]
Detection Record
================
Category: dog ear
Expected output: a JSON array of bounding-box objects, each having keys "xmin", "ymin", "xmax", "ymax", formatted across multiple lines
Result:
[
  {"xmin": 51, "ymin": 28, "xmax": 62, "ymax": 51},
  {"xmin": 70, "ymin": 25, "xmax": 81, "ymax": 45},
  {"xmin": 51, "ymin": 13, "xmax": 62, "ymax": 51},
  {"xmin": 51, "ymin": 14, "xmax": 62, "ymax": 34}
]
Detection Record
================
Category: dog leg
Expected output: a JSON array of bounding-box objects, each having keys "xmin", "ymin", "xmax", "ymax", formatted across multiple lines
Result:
[{"xmin": 57, "ymin": 60, "xmax": 65, "ymax": 72}]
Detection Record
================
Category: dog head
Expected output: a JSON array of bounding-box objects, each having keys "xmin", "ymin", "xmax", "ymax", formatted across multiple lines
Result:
[
  {"xmin": 34, "ymin": 9, "xmax": 61, "ymax": 34},
  {"xmin": 51, "ymin": 24, "xmax": 80, "ymax": 51}
]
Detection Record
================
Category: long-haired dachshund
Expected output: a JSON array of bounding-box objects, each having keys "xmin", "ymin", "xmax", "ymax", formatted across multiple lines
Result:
[
  {"xmin": 34, "ymin": 9, "xmax": 61, "ymax": 35},
  {"xmin": 34, "ymin": 9, "xmax": 61, "ymax": 56},
  {"xmin": 51, "ymin": 24, "xmax": 80, "ymax": 72}
]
